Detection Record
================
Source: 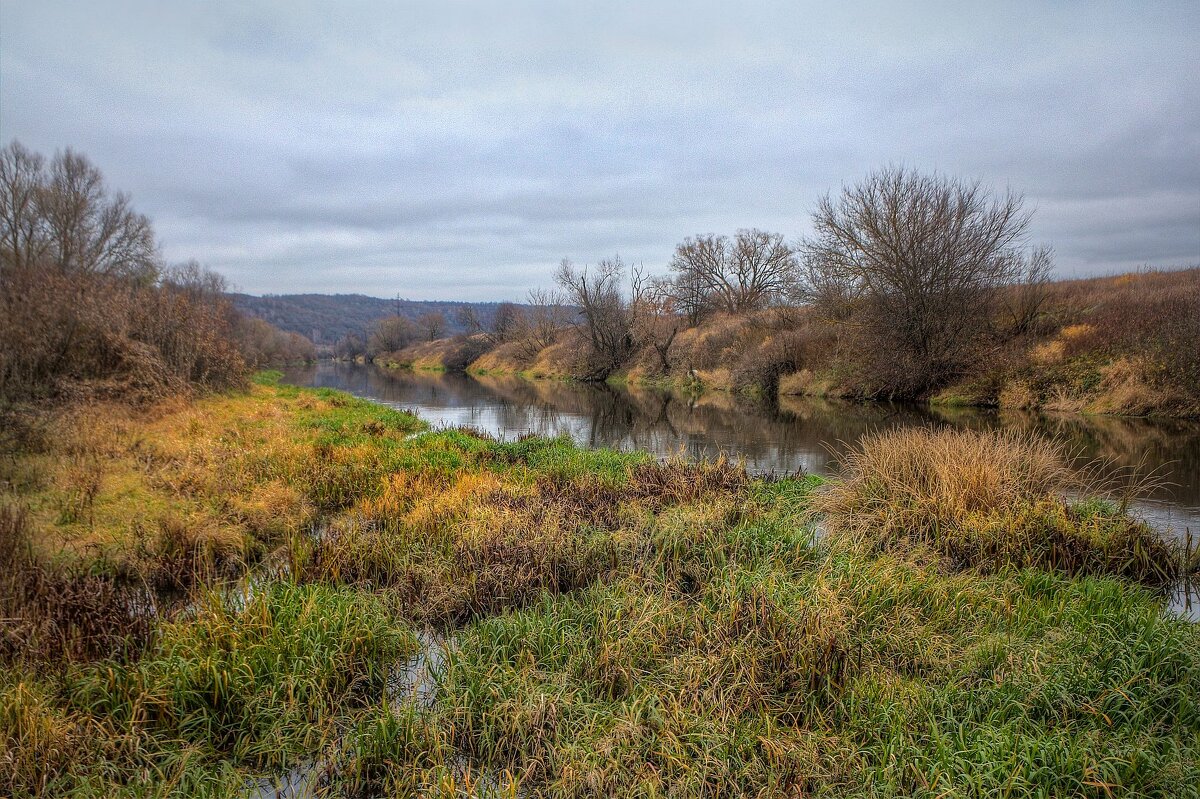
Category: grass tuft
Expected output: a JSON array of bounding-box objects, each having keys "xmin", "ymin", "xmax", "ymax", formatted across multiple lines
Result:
[{"xmin": 816, "ymin": 427, "xmax": 1181, "ymax": 583}]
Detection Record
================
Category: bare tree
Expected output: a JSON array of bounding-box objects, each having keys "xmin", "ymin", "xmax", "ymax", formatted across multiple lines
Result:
[
  {"xmin": 555, "ymin": 256, "xmax": 638, "ymax": 379},
  {"xmin": 631, "ymin": 272, "xmax": 682, "ymax": 373},
  {"xmin": 801, "ymin": 166, "xmax": 1038, "ymax": 394},
  {"xmin": 334, "ymin": 333, "xmax": 366, "ymax": 360},
  {"xmin": 491, "ymin": 302, "xmax": 525, "ymax": 344},
  {"xmin": 39, "ymin": 148, "xmax": 159, "ymax": 281},
  {"xmin": 512, "ymin": 287, "xmax": 570, "ymax": 359},
  {"xmin": 455, "ymin": 303, "xmax": 521, "ymax": 345},
  {"xmin": 1, "ymin": 141, "xmax": 247, "ymax": 400},
  {"xmin": 455, "ymin": 304, "xmax": 485, "ymax": 336},
  {"xmin": 669, "ymin": 267, "xmax": 715, "ymax": 326},
  {"xmin": 1000, "ymin": 244, "xmax": 1054, "ymax": 335},
  {"xmin": 416, "ymin": 311, "xmax": 447, "ymax": 341},
  {"xmin": 367, "ymin": 315, "xmax": 417, "ymax": 357},
  {"xmin": 0, "ymin": 141, "xmax": 51, "ymax": 270},
  {"xmin": 669, "ymin": 228, "xmax": 798, "ymax": 314}
]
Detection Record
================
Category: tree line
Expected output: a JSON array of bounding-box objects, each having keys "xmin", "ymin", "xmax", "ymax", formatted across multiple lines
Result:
[
  {"xmin": 545, "ymin": 167, "xmax": 1052, "ymax": 395},
  {"xmin": 365, "ymin": 167, "xmax": 1054, "ymax": 397},
  {"xmin": 0, "ymin": 140, "xmax": 313, "ymax": 404}
]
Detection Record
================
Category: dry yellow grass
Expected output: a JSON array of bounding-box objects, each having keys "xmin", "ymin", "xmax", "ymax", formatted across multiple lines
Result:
[
  {"xmin": 1060, "ymin": 323, "xmax": 1095, "ymax": 341},
  {"xmin": 997, "ymin": 379, "xmax": 1038, "ymax": 410},
  {"xmin": 814, "ymin": 427, "xmax": 1178, "ymax": 582},
  {"xmin": 1030, "ymin": 339, "xmax": 1065, "ymax": 364},
  {"xmin": 0, "ymin": 381, "xmax": 427, "ymax": 572},
  {"xmin": 820, "ymin": 427, "xmax": 1069, "ymax": 524}
]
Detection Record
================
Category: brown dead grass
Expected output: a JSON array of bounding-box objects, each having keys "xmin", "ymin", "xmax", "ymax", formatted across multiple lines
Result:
[
  {"xmin": 300, "ymin": 457, "xmax": 750, "ymax": 623},
  {"xmin": 815, "ymin": 427, "xmax": 1179, "ymax": 583}
]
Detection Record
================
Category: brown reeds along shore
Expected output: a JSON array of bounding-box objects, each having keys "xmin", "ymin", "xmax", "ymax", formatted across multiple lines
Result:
[{"xmin": 3, "ymin": 371, "xmax": 1198, "ymax": 797}]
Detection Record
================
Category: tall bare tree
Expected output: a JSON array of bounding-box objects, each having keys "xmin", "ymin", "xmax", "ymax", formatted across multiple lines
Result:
[
  {"xmin": 39, "ymin": 148, "xmax": 159, "ymax": 280},
  {"xmin": 555, "ymin": 256, "xmax": 638, "ymax": 379},
  {"xmin": 801, "ymin": 166, "xmax": 1039, "ymax": 394},
  {"xmin": 0, "ymin": 141, "xmax": 51, "ymax": 270},
  {"xmin": 669, "ymin": 228, "xmax": 798, "ymax": 314}
]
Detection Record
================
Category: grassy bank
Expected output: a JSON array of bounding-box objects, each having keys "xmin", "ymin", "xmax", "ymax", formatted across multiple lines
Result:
[
  {"xmin": 2, "ymin": 379, "xmax": 1198, "ymax": 797},
  {"xmin": 376, "ymin": 268, "xmax": 1200, "ymax": 419}
]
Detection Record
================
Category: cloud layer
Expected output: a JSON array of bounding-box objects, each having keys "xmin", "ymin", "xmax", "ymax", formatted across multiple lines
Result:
[{"xmin": 3, "ymin": 1, "xmax": 1197, "ymax": 299}]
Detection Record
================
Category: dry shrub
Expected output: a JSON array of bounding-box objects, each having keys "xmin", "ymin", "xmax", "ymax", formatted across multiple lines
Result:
[
  {"xmin": 236, "ymin": 316, "xmax": 316, "ymax": 367},
  {"xmin": 816, "ymin": 427, "xmax": 1178, "ymax": 583},
  {"xmin": 0, "ymin": 504, "xmax": 152, "ymax": 664},
  {"xmin": 670, "ymin": 313, "xmax": 756, "ymax": 372},
  {"xmin": 729, "ymin": 329, "xmax": 811, "ymax": 396},
  {"xmin": 0, "ymin": 262, "xmax": 247, "ymax": 405}
]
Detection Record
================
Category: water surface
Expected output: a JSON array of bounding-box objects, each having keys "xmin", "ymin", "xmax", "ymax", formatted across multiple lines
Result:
[{"xmin": 282, "ymin": 361, "xmax": 1199, "ymax": 614}]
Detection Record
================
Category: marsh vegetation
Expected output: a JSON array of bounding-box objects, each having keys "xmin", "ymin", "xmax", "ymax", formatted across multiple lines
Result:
[
  {"xmin": 3, "ymin": 374, "xmax": 1198, "ymax": 797},
  {"xmin": 3, "ymin": 142, "xmax": 1199, "ymax": 797}
]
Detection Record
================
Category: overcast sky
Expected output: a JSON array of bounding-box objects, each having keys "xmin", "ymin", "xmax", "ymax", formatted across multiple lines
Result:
[{"xmin": 2, "ymin": 2, "xmax": 1197, "ymax": 300}]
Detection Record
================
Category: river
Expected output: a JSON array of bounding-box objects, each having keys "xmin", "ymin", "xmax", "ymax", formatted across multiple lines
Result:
[{"xmin": 281, "ymin": 360, "xmax": 1199, "ymax": 616}]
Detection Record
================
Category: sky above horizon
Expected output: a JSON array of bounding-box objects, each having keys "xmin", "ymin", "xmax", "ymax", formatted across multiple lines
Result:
[{"xmin": 2, "ymin": 1, "xmax": 1198, "ymax": 300}]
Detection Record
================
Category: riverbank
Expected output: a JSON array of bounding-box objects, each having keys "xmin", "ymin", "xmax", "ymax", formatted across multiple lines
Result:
[
  {"xmin": 3, "ymin": 376, "xmax": 1199, "ymax": 797},
  {"xmin": 376, "ymin": 267, "xmax": 1200, "ymax": 420}
]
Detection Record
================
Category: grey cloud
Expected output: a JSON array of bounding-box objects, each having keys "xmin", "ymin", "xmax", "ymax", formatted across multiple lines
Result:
[{"xmin": 2, "ymin": 1, "xmax": 1197, "ymax": 300}]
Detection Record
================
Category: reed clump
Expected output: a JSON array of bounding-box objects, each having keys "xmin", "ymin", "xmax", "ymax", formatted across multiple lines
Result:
[
  {"xmin": 816, "ymin": 427, "xmax": 1180, "ymax": 583},
  {"xmin": 0, "ymin": 504, "xmax": 152, "ymax": 665},
  {"xmin": 333, "ymin": 702, "xmax": 462, "ymax": 797}
]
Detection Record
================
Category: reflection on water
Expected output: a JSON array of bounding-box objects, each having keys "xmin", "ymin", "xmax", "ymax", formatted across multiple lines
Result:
[{"xmin": 282, "ymin": 362, "xmax": 1200, "ymax": 615}]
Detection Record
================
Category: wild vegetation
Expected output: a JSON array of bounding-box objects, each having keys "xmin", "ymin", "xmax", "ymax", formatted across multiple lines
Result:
[
  {"xmin": 3, "ymin": 373, "xmax": 1197, "ymax": 797},
  {"xmin": 2, "ymin": 142, "xmax": 1197, "ymax": 796},
  {"xmin": 0, "ymin": 140, "xmax": 314, "ymax": 409},
  {"xmin": 374, "ymin": 168, "xmax": 1199, "ymax": 418}
]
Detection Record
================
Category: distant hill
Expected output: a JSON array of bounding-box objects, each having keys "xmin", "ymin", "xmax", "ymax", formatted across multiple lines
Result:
[{"xmin": 228, "ymin": 293, "xmax": 512, "ymax": 344}]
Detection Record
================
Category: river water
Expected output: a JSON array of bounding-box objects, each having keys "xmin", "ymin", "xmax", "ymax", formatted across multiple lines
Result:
[{"xmin": 281, "ymin": 361, "xmax": 1199, "ymax": 616}]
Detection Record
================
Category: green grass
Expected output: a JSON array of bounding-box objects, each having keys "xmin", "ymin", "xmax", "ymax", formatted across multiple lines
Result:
[
  {"xmin": 3, "ymin": 388, "xmax": 1197, "ymax": 798},
  {"xmin": 4, "ymin": 581, "xmax": 415, "ymax": 796}
]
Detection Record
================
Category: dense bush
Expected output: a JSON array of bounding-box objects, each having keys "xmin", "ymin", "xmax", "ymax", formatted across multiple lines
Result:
[
  {"xmin": 237, "ymin": 315, "xmax": 317, "ymax": 367},
  {"xmin": 0, "ymin": 259, "xmax": 247, "ymax": 402},
  {"xmin": 1, "ymin": 140, "xmax": 313, "ymax": 404}
]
